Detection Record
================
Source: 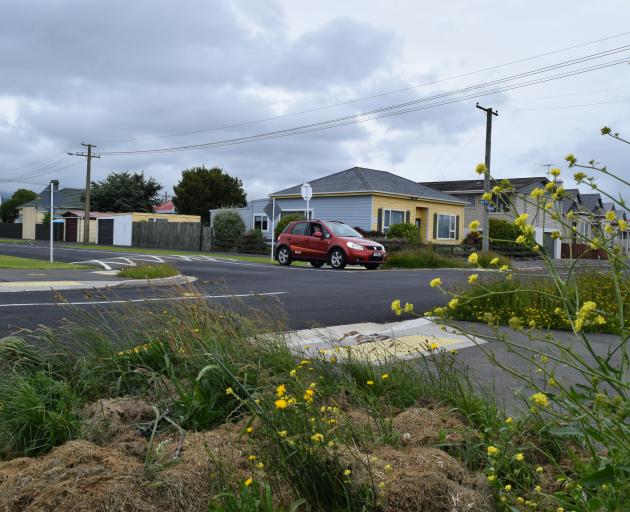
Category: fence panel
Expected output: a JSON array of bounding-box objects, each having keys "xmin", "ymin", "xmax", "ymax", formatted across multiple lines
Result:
[
  {"xmin": 131, "ymin": 222, "xmax": 202, "ymax": 251},
  {"xmin": 0, "ymin": 223, "xmax": 22, "ymax": 239},
  {"xmin": 35, "ymin": 223, "xmax": 63, "ymax": 241},
  {"xmin": 561, "ymin": 243, "xmax": 608, "ymax": 260}
]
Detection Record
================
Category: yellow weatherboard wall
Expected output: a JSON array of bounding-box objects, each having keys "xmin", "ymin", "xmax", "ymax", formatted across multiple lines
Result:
[
  {"xmin": 130, "ymin": 213, "xmax": 201, "ymax": 223},
  {"xmin": 371, "ymin": 194, "xmax": 464, "ymax": 244}
]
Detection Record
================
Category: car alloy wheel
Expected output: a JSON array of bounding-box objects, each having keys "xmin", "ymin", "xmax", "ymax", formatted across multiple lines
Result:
[
  {"xmin": 277, "ymin": 247, "xmax": 291, "ymax": 265},
  {"xmin": 329, "ymin": 248, "xmax": 346, "ymax": 269}
]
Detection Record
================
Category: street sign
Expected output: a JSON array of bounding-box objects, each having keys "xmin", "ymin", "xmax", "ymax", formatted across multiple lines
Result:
[{"xmin": 301, "ymin": 183, "xmax": 312, "ymax": 201}]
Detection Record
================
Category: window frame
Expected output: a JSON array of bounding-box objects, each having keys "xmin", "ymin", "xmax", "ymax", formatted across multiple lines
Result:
[
  {"xmin": 436, "ymin": 213, "xmax": 457, "ymax": 240},
  {"xmin": 383, "ymin": 208, "xmax": 405, "ymax": 232},
  {"xmin": 254, "ymin": 214, "xmax": 268, "ymax": 232}
]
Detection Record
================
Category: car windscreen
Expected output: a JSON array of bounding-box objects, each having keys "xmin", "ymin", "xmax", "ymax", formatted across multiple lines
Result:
[{"xmin": 326, "ymin": 223, "xmax": 362, "ymax": 237}]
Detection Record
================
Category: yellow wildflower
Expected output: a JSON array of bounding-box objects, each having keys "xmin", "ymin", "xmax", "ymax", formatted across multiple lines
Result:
[
  {"xmin": 475, "ymin": 163, "xmax": 487, "ymax": 175},
  {"xmin": 530, "ymin": 188, "xmax": 545, "ymax": 199},
  {"xmin": 514, "ymin": 213, "xmax": 529, "ymax": 227},
  {"xmin": 487, "ymin": 475, "xmax": 496, "ymax": 482},
  {"xmin": 490, "ymin": 257, "xmax": 500, "ymax": 265},
  {"xmin": 548, "ymin": 377, "xmax": 557, "ymax": 386},
  {"xmin": 311, "ymin": 433, "xmax": 324, "ymax": 443},
  {"xmin": 343, "ymin": 469, "xmax": 352, "ymax": 476},
  {"xmin": 257, "ymin": 462, "xmax": 264, "ymax": 469},
  {"xmin": 276, "ymin": 384, "xmax": 286, "ymax": 397},
  {"xmin": 468, "ymin": 273, "xmax": 478, "ymax": 284},
  {"xmin": 384, "ymin": 464, "xmax": 393, "ymax": 472},
  {"xmin": 481, "ymin": 192, "xmax": 493, "ymax": 202},
  {"xmin": 487, "ymin": 445, "xmax": 500, "ymax": 456},
  {"xmin": 550, "ymin": 168, "xmax": 561, "ymax": 177},
  {"xmin": 530, "ymin": 392, "xmax": 549, "ymax": 407},
  {"xmin": 225, "ymin": 387, "xmax": 235, "ymax": 396},
  {"xmin": 504, "ymin": 484, "xmax": 512, "ymax": 491},
  {"xmin": 430, "ymin": 277, "xmax": 442, "ymax": 288},
  {"xmin": 248, "ymin": 455, "xmax": 257, "ymax": 461},
  {"xmin": 275, "ymin": 398, "xmax": 288, "ymax": 409},
  {"xmin": 448, "ymin": 298, "xmax": 459, "ymax": 309},
  {"xmin": 618, "ymin": 219, "xmax": 628, "ymax": 231},
  {"xmin": 391, "ymin": 299, "xmax": 402, "ymax": 315},
  {"xmin": 514, "ymin": 453, "xmax": 524, "ymax": 461},
  {"xmin": 244, "ymin": 477, "xmax": 253, "ymax": 487},
  {"xmin": 289, "ymin": 369, "xmax": 297, "ymax": 378},
  {"xmin": 381, "ymin": 373, "xmax": 389, "ymax": 380},
  {"xmin": 366, "ymin": 380, "xmax": 374, "ymax": 386},
  {"xmin": 516, "ymin": 235, "xmax": 527, "ymax": 244},
  {"xmin": 468, "ymin": 252, "xmax": 479, "ymax": 264},
  {"xmin": 536, "ymin": 466, "xmax": 544, "ymax": 473},
  {"xmin": 605, "ymin": 210, "xmax": 616, "ymax": 221},
  {"xmin": 403, "ymin": 302, "xmax": 413, "ymax": 313},
  {"xmin": 535, "ymin": 485, "xmax": 541, "ymax": 492},
  {"xmin": 469, "ymin": 220, "xmax": 480, "ymax": 230},
  {"xmin": 246, "ymin": 426, "xmax": 254, "ymax": 434},
  {"xmin": 277, "ymin": 430, "xmax": 287, "ymax": 437},
  {"xmin": 505, "ymin": 416, "xmax": 513, "ymax": 424}
]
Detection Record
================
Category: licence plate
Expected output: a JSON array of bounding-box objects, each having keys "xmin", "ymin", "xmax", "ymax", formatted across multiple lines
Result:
[{"xmin": 373, "ymin": 252, "xmax": 382, "ymax": 257}]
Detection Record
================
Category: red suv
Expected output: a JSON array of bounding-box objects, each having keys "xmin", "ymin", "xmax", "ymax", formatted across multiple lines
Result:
[{"xmin": 276, "ymin": 220, "xmax": 387, "ymax": 269}]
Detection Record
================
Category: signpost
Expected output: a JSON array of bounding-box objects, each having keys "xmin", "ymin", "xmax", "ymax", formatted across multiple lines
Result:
[{"xmin": 301, "ymin": 182, "xmax": 312, "ymax": 220}]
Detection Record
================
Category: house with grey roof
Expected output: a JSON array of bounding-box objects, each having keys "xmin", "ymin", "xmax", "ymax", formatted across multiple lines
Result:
[
  {"xmin": 421, "ymin": 176, "xmax": 563, "ymax": 258},
  {"xmin": 215, "ymin": 167, "xmax": 467, "ymax": 244}
]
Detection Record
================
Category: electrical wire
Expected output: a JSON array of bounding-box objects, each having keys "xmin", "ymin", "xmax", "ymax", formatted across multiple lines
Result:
[
  {"xmin": 100, "ymin": 52, "xmax": 630, "ymax": 156},
  {"xmin": 0, "ymin": 157, "xmax": 78, "ymax": 184},
  {"xmin": 88, "ymin": 30, "xmax": 630, "ymax": 145},
  {"xmin": 503, "ymin": 98, "xmax": 630, "ymax": 111}
]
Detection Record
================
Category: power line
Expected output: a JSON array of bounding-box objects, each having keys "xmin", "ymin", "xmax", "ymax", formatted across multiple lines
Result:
[
  {"xmin": 99, "ymin": 52, "xmax": 630, "ymax": 156},
  {"xmin": 88, "ymin": 30, "xmax": 630, "ymax": 145},
  {"xmin": 0, "ymin": 159, "xmax": 81, "ymax": 185},
  {"xmin": 503, "ymin": 98, "xmax": 630, "ymax": 111},
  {"xmin": 0, "ymin": 156, "xmax": 74, "ymax": 182}
]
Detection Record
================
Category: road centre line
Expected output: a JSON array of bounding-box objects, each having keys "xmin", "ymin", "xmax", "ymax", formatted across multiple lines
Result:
[{"xmin": 0, "ymin": 291, "xmax": 288, "ymax": 308}]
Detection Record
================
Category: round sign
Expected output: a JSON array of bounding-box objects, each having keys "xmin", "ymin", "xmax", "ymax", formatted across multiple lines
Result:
[{"xmin": 301, "ymin": 182, "xmax": 313, "ymax": 201}]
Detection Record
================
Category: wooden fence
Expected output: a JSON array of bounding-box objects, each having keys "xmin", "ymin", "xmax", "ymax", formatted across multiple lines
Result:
[
  {"xmin": 132, "ymin": 222, "xmax": 204, "ymax": 251},
  {"xmin": 35, "ymin": 223, "xmax": 63, "ymax": 241},
  {"xmin": 0, "ymin": 223, "xmax": 22, "ymax": 239},
  {"xmin": 561, "ymin": 243, "xmax": 608, "ymax": 260}
]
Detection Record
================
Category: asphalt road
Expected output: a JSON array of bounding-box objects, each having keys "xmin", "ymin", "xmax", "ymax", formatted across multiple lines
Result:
[{"xmin": 0, "ymin": 242, "xmax": 469, "ymax": 337}]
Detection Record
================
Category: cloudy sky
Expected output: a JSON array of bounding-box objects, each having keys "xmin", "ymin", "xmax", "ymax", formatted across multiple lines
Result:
[{"xmin": 1, "ymin": 0, "xmax": 629, "ymax": 204}]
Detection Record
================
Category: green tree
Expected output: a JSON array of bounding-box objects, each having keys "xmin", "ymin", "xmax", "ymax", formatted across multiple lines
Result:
[
  {"xmin": 274, "ymin": 214, "xmax": 302, "ymax": 240},
  {"xmin": 173, "ymin": 166, "xmax": 246, "ymax": 223},
  {"xmin": 0, "ymin": 188, "xmax": 37, "ymax": 222},
  {"xmin": 90, "ymin": 171, "xmax": 162, "ymax": 213}
]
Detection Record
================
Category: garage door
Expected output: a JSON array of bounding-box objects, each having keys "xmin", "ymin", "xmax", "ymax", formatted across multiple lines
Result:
[
  {"xmin": 98, "ymin": 219, "xmax": 114, "ymax": 245},
  {"xmin": 65, "ymin": 217, "xmax": 78, "ymax": 242}
]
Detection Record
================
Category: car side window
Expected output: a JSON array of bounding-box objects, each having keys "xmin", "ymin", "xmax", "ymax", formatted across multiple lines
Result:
[
  {"xmin": 310, "ymin": 223, "xmax": 322, "ymax": 236},
  {"xmin": 291, "ymin": 222, "xmax": 308, "ymax": 235}
]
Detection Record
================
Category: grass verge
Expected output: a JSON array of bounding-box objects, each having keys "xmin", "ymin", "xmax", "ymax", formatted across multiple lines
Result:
[
  {"xmin": 0, "ymin": 254, "xmax": 90, "ymax": 270},
  {"xmin": 118, "ymin": 263, "xmax": 180, "ymax": 279}
]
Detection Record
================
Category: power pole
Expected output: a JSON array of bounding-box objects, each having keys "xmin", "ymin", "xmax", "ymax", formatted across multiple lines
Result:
[
  {"xmin": 476, "ymin": 103, "xmax": 498, "ymax": 252},
  {"xmin": 68, "ymin": 143, "xmax": 100, "ymax": 243}
]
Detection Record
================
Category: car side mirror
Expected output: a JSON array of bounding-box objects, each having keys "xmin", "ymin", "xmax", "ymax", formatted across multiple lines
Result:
[{"xmin": 313, "ymin": 231, "xmax": 323, "ymax": 238}]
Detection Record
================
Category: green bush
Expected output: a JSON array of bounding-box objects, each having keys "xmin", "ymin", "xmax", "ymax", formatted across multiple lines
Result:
[
  {"xmin": 274, "ymin": 214, "xmax": 302, "ymax": 240},
  {"xmin": 239, "ymin": 229, "xmax": 268, "ymax": 254},
  {"xmin": 0, "ymin": 371, "xmax": 83, "ymax": 457},
  {"xmin": 213, "ymin": 210, "xmax": 246, "ymax": 250},
  {"xmin": 386, "ymin": 222, "xmax": 420, "ymax": 243},
  {"xmin": 118, "ymin": 263, "xmax": 180, "ymax": 279},
  {"xmin": 382, "ymin": 249, "xmax": 464, "ymax": 269},
  {"xmin": 476, "ymin": 250, "xmax": 511, "ymax": 269}
]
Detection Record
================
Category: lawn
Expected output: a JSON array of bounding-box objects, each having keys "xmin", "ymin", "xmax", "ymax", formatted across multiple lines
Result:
[
  {"xmin": 118, "ymin": 263, "xmax": 180, "ymax": 279},
  {"xmin": 0, "ymin": 255, "xmax": 90, "ymax": 270}
]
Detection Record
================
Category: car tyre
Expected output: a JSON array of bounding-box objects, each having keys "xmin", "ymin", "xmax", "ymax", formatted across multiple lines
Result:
[
  {"xmin": 329, "ymin": 248, "xmax": 347, "ymax": 269},
  {"xmin": 364, "ymin": 263, "xmax": 380, "ymax": 270},
  {"xmin": 277, "ymin": 246, "xmax": 292, "ymax": 266},
  {"xmin": 310, "ymin": 260, "xmax": 325, "ymax": 268}
]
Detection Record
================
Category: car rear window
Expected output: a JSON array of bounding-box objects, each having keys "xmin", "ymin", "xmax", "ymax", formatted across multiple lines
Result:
[{"xmin": 290, "ymin": 222, "xmax": 309, "ymax": 235}]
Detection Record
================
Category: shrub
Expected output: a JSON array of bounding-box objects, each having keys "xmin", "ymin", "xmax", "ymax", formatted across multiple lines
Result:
[
  {"xmin": 476, "ymin": 250, "xmax": 511, "ymax": 269},
  {"xmin": 274, "ymin": 214, "xmax": 302, "ymax": 240},
  {"xmin": 213, "ymin": 210, "xmax": 246, "ymax": 250},
  {"xmin": 382, "ymin": 249, "xmax": 464, "ymax": 269},
  {"xmin": 353, "ymin": 226, "xmax": 384, "ymax": 238},
  {"xmin": 239, "ymin": 229, "xmax": 268, "ymax": 254},
  {"xmin": 118, "ymin": 263, "xmax": 180, "ymax": 279},
  {"xmin": 462, "ymin": 230, "xmax": 481, "ymax": 247},
  {"xmin": 386, "ymin": 223, "xmax": 420, "ymax": 243},
  {"xmin": 489, "ymin": 218, "xmax": 521, "ymax": 243}
]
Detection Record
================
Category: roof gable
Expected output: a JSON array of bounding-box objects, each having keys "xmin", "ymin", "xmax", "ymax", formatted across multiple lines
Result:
[
  {"xmin": 20, "ymin": 188, "xmax": 84, "ymax": 210},
  {"xmin": 271, "ymin": 167, "xmax": 465, "ymax": 204}
]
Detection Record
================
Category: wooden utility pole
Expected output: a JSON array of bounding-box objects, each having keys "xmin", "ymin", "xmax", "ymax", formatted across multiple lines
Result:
[
  {"xmin": 68, "ymin": 143, "xmax": 100, "ymax": 243},
  {"xmin": 476, "ymin": 103, "xmax": 498, "ymax": 252}
]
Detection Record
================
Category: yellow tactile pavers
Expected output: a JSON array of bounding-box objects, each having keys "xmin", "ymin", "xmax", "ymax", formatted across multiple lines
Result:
[{"xmin": 336, "ymin": 334, "xmax": 459, "ymax": 362}]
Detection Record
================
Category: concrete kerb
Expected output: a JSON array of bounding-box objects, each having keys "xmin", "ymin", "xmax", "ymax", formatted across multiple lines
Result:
[{"xmin": 0, "ymin": 274, "xmax": 197, "ymax": 293}]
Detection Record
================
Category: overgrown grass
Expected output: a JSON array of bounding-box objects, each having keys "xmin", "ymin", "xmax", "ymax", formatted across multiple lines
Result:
[
  {"xmin": 476, "ymin": 250, "xmax": 511, "ymax": 269},
  {"xmin": 0, "ymin": 254, "xmax": 90, "ymax": 269},
  {"xmin": 118, "ymin": 263, "xmax": 180, "ymax": 279},
  {"xmin": 448, "ymin": 272, "xmax": 629, "ymax": 334},
  {"xmin": 381, "ymin": 249, "xmax": 466, "ymax": 269}
]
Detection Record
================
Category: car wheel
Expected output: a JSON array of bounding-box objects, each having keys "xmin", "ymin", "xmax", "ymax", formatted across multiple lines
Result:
[
  {"xmin": 329, "ymin": 248, "xmax": 347, "ymax": 269},
  {"xmin": 277, "ymin": 246, "xmax": 292, "ymax": 266},
  {"xmin": 310, "ymin": 261, "xmax": 325, "ymax": 268},
  {"xmin": 364, "ymin": 263, "xmax": 379, "ymax": 270}
]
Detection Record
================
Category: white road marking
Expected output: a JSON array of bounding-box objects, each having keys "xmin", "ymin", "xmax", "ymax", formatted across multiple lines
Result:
[
  {"xmin": 0, "ymin": 291, "xmax": 288, "ymax": 308},
  {"xmin": 72, "ymin": 259, "xmax": 112, "ymax": 270}
]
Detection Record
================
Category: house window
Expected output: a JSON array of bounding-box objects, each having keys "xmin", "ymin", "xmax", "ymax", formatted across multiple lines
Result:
[
  {"xmin": 383, "ymin": 209, "xmax": 405, "ymax": 231},
  {"xmin": 492, "ymin": 193, "xmax": 511, "ymax": 212},
  {"xmin": 437, "ymin": 214, "xmax": 457, "ymax": 239},
  {"xmin": 254, "ymin": 214, "xmax": 268, "ymax": 231},
  {"xmin": 461, "ymin": 193, "xmax": 476, "ymax": 206},
  {"xmin": 280, "ymin": 209, "xmax": 313, "ymax": 220}
]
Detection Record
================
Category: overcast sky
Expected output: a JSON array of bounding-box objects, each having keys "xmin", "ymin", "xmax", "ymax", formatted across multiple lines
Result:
[{"xmin": 1, "ymin": 0, "xmax": 629, "ymax": 205}]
